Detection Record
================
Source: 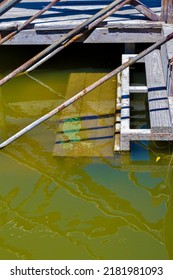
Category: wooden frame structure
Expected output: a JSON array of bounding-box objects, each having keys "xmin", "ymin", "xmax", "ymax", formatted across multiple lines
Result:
[{"xmin": 0, "ymin": 0, "xmax": 162, "ymax": 45}]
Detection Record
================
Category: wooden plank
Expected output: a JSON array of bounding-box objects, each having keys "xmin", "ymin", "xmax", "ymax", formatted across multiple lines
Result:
[
  {"xmin": 162, "ymin": 24, "xmax": 173, "ymax": 60},
  {"xmin": 34, "ymin": 21, "xmax": 162, "ymax": 31},
  {"xmin": 84, "ymin": 26, "xmax": 161, "ymax": 44},
  {"xmin": 114, "ymin": 73, "xmax": 121, "ymax": 151},
  {"xmin": 129, "ymin": 86, "xmax": 148, "ymax": 92},
  {"xmin": 119, "ymin": 128, "xmax": 173, "ymax": 140},
  {"xmin": 145, "ymin": 49, "xmax": 172, "ymax": 132},
  {"xmin": 53, "ymin": 72, "xmax": 116, "ymax": 157},
  {"xmin": 120, "ymin": 55, "xmax": 130, "ymax": 151},
  {"xmin": 1, "ymin": 25, "xmax": 161, "ymax": 45}
]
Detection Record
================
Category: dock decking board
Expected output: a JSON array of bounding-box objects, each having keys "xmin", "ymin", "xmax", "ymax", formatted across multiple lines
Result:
[
  {"xmin": 145, "ymin": 49, "xmax": 172, "ymax": 132},
  {"xmin": 161, "ymin": 24, "xmax": 173, "ymax": 96}
]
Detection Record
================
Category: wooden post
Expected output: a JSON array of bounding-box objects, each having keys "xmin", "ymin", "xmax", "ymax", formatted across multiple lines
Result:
[{"xmin": 161, "ymin": 0, "xmax": 173, "ymax": 23}]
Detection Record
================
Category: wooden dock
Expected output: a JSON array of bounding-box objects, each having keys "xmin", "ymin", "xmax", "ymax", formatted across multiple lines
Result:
[
  {"xmin": 0, "ymin": 0, "xmax": 162, "ymax": 44},
  {"xmin": 0, "ymin": 0, "xmax": 173, "ymax": 154}
]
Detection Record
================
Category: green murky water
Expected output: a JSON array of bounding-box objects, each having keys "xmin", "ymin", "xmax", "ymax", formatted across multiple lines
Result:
[{"xmin": 0, "ymin": 45, "xmax": 173, "ymax": 260}]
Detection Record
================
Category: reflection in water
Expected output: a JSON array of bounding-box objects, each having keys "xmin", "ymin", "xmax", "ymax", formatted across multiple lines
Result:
[
  {"xmin": 0, "ymin": 147, "xmax": 171, "ymax": 260},
  {"xmin": 0, "ymin": 57, "xmax": 172, "ymax": 260}
]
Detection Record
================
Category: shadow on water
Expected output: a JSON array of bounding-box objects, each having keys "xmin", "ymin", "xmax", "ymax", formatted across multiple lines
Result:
[{"xmin": 0, "ymin": 42, "xmax": 172, "ymax": 260}]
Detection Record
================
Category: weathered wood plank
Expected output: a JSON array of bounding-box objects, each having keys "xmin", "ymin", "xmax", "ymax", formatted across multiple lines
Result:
[
  {"xmin": 161, "ymin": 25, "xmax": 173, "ymax": 96},
  {"xmin": 145, "ymin": 49, "xmax": 172, "ymax": 132},
  {"xmin": 129, "ymin": 86, "xmax": 148, "ymax": 92},
  {"xmin": 120, "ymin": 54, "xmax": 130, "ymax": 151},
  {"xmin": 162, "ymin": 24, "xmax": 173, "ymax": 59},
  {"xmin": 114, "ymin": 73, "xmax": 121, "ymax": 151},
  {"xmin": 1, "ymin": 26, "xmax": 161, "ymax": 45},
  {"xmin": 119, "ymin": 128, "xmax": 173, "ymax": 140}
]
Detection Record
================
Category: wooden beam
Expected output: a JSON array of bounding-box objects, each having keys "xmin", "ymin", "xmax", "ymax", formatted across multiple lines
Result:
[
  {"xmin": 1, "ymin": 23, "xmax": 162, "ymax": 45},
  {"xmin": 161, "ymin": 0, "xmax": 173, "ymax": 23},
  {"xmin": 130, "ymin": 0, "xmax": 160, "ymax": 21}
]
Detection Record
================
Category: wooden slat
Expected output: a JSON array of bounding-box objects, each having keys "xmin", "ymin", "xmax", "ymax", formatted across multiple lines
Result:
[
  {"xmin": 145, "ymin": 49, "xmax": 172, "ymax": 132},
  {"xmin": 120, "ymin": 55, "xmax": 130, "ymax": 151}
]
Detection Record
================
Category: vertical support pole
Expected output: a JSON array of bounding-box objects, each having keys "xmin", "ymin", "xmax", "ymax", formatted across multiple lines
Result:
[{"xmin": 161, "ymin": 0, "xmax": 173, "ymax": 23}]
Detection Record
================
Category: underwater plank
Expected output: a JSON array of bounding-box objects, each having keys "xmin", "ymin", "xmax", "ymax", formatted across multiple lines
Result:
[
  {"xmin": 145, "ymin": 49, "xmax": 172, "ymax": 133},
  {"xmin": 53, "ymin": 72, "xmax": 116, "ymax": 157}
]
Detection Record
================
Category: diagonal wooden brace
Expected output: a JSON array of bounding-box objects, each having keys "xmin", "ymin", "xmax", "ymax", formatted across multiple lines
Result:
[{"xmin": 130, "ymin": 0, "xmax": 160, "ymax": 21}]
